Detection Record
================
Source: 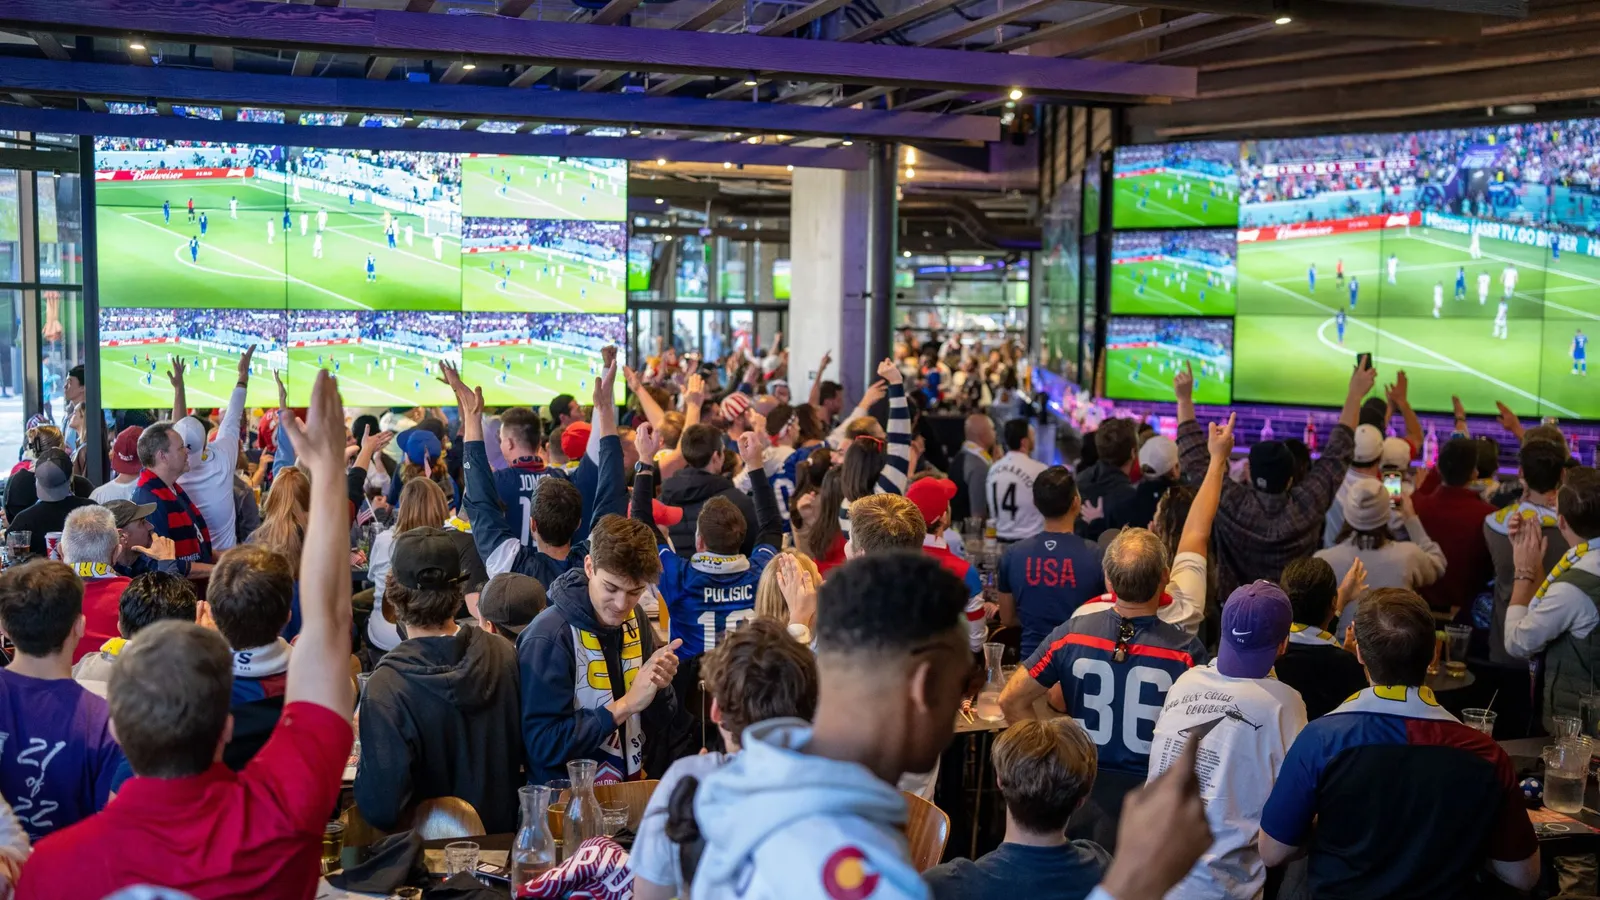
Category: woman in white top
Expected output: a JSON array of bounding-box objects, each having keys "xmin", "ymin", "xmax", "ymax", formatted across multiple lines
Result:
[
  {"xmin": 366, "ymin": 476, "xmax": 453, "ymax": 652},
  {"xmin": 1318, "ymin": 479, "xmax": 1446, "ymax": 636}
]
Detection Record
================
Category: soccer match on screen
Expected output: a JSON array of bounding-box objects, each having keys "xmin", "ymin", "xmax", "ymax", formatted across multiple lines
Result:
[
  {"xmin": 462, "ymin": 312, "xmax": 626, "ymax": 405},
  {"xmin": 460, "ymin": 155, "xmax": 626, "ymax": 221},
  {"xmin": 286, "ymin": 310, "xmax": 460, "ymax": 407},
  {"xmin": 1228, "ymin": 125, "xmax": 1599, "ymax": 419},
  {"xmin": 461, "ymin": 218, "xmax": 625, "ymax": 313},
  {"xmin": 1112, "ymin": 141, "xmax": 1240, "ymax": 229},
  {"xmin": 93, "ymin": 140, "xmax": 463, "ymax": 311},
  {"xmin": 1103, "ymin": 315, "xmax": 1233, "ymax": 405},
  {"xmin": 98, "ymin": 307, "xmax": 284, "ymax": 409},
  {"xmin": 1110, "ymin": 229, "xmax": 1237, "ymax": 315}
]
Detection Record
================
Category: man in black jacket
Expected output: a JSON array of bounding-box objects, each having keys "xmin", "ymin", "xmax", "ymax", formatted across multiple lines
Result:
[
  {"xmin": 659, "ymin": 424, "xmax": 759, "ymax": 557},
  {"xmin": 354, "ymin": 527, "xmax": 524, "ymax": 833},
  {"xmin": 1076, "ymin": 418, "xmax": 1139, "ymax": 539},
  {"xmin": 518, "ymin": 514, "xmax": 694, "ymax": 784}
]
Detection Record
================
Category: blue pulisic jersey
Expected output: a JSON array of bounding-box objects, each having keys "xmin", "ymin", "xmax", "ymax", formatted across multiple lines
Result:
[
  {"xmin": 659, "ymin": 544, "xmax": 779, "ymax": 659},
  {"xmin": 1024, "ymin": 609, "xmax": 1207, "ymax": 774},
  {"xmin": 1576, "ymin": 333, "xmax": 1588, "ymax": 359}
]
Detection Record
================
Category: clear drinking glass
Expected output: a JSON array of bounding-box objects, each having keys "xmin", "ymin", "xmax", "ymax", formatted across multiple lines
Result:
[
  {"xmin": 1555, "ymin": 715, "xmax": 1584, "ymax": 741},
  {"xmin": 562, "ymin": 760, "xmax": 604, "ymax": 860},
  {"xmin": 974, "ymin": 641, "xmax": 1006, "ymax": 723},
  {"xmin": 1444, "ymin": 625, "xmax": 1471, "ymax": 677},
  {"xmin": 321, "ymin": 821, "xmax": 345, "ymax": 876},
  {"xmin": 511, "ymin": 785, "xmax": 557, "ymax": 886},
  {"xmin": 444, "ymin": 841, "xmax": 479, "ymax": 876},
  {"xmin": 1545, "ymin": 742, "xmax": 1591, "ymax": 814},
  {"xmin": 1582, "ymin": 692, "xmax": 1600, "ymax": 738},
  {"xmin": 1462, "ymin": 708, "xmax": 1497, "ymax": 736},
  {"xmin": 5, "ymin": 531, "xmax": 29, "ymax": 565},
  {"xmin": 600, "ymin": 800, "xmax": 629, "ymax": 836}
]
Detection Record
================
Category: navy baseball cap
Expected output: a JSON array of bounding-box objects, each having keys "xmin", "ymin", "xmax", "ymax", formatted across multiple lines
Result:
[{"xmin": 1218, "ymin": 581, "xmax": 1293, "ymax": 679}]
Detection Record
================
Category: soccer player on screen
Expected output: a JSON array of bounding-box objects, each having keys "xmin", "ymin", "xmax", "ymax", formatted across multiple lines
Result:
[
  {"xmin": 1348, "ymin": 276, "xmax": 1359, "ymax": 309},
  {"xmin": 282, "ymin": 209, "xmax": 291, "ymax": 232},
  {"xmin": 187, "ymin": 198, "xmax": 195, "ymax": 222},
  {"xmin": 317, "ymin": 208, "xmax": 328, "ymax": 232},
  {"xmin": 1336, "ymin": 259, "xmax": 1345, "ymax": 285},
  {"xmin": 230, "ymin": 196, "xmax": 238, "ymax": 219},
  {"xmin": 198, "ymin": 212, "xmax": 208, "ymax": 237},
  {"xmin": 1454, "ymin": 266, "xmax": 1466, "ymax": 301},
  {"xmin": 1575, "ymin": 329, "xmax": 1589, "ymax": 375},
  {"xmin": 366, "ymin": 254, "xmax": 376, "ymax": 283},
  {"xmin": 267, "ymin": 218, "xmax": 275, "ymax": 245},
  {"xmin": 162, "ymin": 200, "xmax": 171, "ymax": 224},
  {"xmin": 1433, "ymin": 281, "xmax": 1444, "ymax": 318},
  {"xmin": 1502, "ymin": 264, "xmax": 1519, "ymax": 301},
  {"xmin": 1552, "ymin": 238, "xmax": 1562, "ymax": 261},
  {"xmin": 1470, "ymin": 230, "xmax": 1482, "ymax": 259},
  {"xmin": 300, "ymin": 212, "xmax": 308, "ymax": 237},
  {"xmin": 405, "ymin": 223, "xmax": 414, "ymax": 247},
  {"xmin": 1308, "ymin": 262, "xmax": 1316, "ymax": 293},
  {"xmin": 1336, "ymin": 308, "xmax": 1347, "ymax": 345},
  {"xmin": 189, "ymin": 236, "xmax": 199, "ymax": 263},
  {"xmin": 1494, "ymin": 300, "xmax": 1510, "ymax": 339},
  {"xmin": 433, "ymin": 235, "xmax": 443, "ymax": 261},
  {"xmin": 312, "ymin": 233, "xmax": 324, "ymax": 259},
  {"xmin": 1478, "ymin": 271, "xmax": 1491, "ymax": 305},
  {"xmin": 386, "ymin": 221, "xmax": 397, "ymax": 250}
]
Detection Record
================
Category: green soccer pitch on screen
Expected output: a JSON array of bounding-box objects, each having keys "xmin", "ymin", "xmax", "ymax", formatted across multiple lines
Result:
[{"xmin": 92, "ymin": 139, "xmax": 631, "ymax": 407}]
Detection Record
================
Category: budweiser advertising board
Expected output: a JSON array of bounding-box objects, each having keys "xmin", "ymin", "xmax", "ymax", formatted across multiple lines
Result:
[
  {"xmin": 94, "ymin": 167, "xmax": 256, "ymax": 182},
  {"xmin": 1237, "ymin": 211, "xmax": 1419, "ymax": 243}
]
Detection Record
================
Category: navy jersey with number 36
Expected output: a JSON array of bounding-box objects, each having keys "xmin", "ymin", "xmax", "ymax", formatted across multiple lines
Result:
[{"xmin": 1024, "ymin": 609, "xmax": 1207, "ymax": 774}]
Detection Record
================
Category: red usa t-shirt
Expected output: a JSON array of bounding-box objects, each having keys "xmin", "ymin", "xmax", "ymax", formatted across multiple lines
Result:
[{"xmin": 18, "ymin": 702, "xmax": 352, "ymax": 900}]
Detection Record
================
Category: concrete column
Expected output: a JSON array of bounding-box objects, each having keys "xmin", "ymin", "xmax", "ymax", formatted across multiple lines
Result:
[{"xmin": 787, "ymin": 166, "xmax": 871, "ymax": 401}]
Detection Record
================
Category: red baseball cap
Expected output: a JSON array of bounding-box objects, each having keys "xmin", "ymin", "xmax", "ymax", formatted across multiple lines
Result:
[
  {"xmin": 905, "ymin": 477, "xmax": 957, "ymax": 527},
  {"xmin": 111, "ymin": 426, "xmax": 144, "ymax": 476},
  {"xmin": 560, "ymin": 422, "xmax": 592, "ymax": 461}
]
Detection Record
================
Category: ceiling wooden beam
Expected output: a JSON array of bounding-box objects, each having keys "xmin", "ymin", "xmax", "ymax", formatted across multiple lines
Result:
[
  {"xmin": 588, "ymin": 0, "xmax": 645, "ymax": 27},
  {"xmin": 212, "ymin": 45, "xmax": 235, "ymax": 70},
  {"xmin": 1062, "ymin": 12, "xmax": 1222, "ymax": 57},
  {"xmin": 1137, "ymin": 20, "xmax": 1285, "ymax": 61},
  {"xmin": 676, "ymin": 0, "xmax": 746, "ymax": 32},
  {"xmin": 508, "ymin": 65, "xmax": 552, "ymax": 87},
  {"xmin": 290, "ymin": 50, "xmax": 318, "ymax": 75},
  {"xmin": 988, "ymin": 6, "xmax": 1140, "ymax": 52},
  {"xmin": 438, "ymin": 60, "xmax": 471, "ymax": 84},
  {"xmin": 1322, "ymin": 0, "xmax": 1523, "ymax": 17},
  {"xmin": 1111, "ymin": 0, "xmax": 1486, "ymax": 38},
  {"xmin": 1188, "ymin": 36, "xmax": 1425, "ymax": 71},
  {"xmin": 840, "ymin": 0, "xmax": 962, "ymax": 42},
  {"xmin": 126, "ymin": 38, "xmax": 152, "ymax": 65},
  {"xmin": 28, "ymin": 31, "xmax": 70, "ymax": 60},
  {"xmin": 760, "ymin": 0, "xmax": 852, "ymax": 35},
  {"xmin": 0, "ymin": 56, "xmax": 1002, "ymax": 141},
  {"xmin": 0, "ymin": 104, "xmax": 873, "ymax": 168},
  {"xmin": 1200, "ymin": 20, "xmax": 1600, "ymax": 97},
  {"xmin": 919, "ymin": 0, "xmax": 1061, "ymax": 48},
  {"xmin": 578, "ymin": 70, "xmax": 627, "ymax": 92},
  {"xmin": 1130, "ymin": 54, "xmax": 1600, "ymax": 138},
  {"xmin": 497, "ymin": 0, "xmax": 536, "ymax": 17},
  {"xmin": 894, "ymin": 89, "xmax": 967, "ymax": 111},
  {"xmin": 366, "ymin": 55, "xmax": 395, "ymax": 79}
]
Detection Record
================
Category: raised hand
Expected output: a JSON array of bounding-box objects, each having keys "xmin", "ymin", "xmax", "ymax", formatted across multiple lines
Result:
[
  {"xmin": 876, "ymin": 357, "xmax": 903, "ymax": 386},
  {"xmin": 1336, "ymin": 557, "xmax": 1367, "ymax": 616},
  {"xmin": 737, "ymin": 430, "xmax": 766, "ymax": 472},
  {"xmin": 622, "ymin": 365, "xmax": 642, "ymax": 393},
  {"xmin": 167, "ymin": 355, "xmax": 186, "ymax": 388},
  {"xmin": 133, "ymin": 534, "xmax": 176, "ymax": 561},
  {"xmin": 775, "ymin": 554, "xmax": 818, "ymax": 629},
  {"xmin": 634, "ymin": 421, "xmax": 661, "ymax": 462},
  {"xmin": 685, "ymin": 373, "xmax": 706, "ymax": 408},
  {"xmin": 437, "ymin": 361, "xmax": 483, "ymax": 419},
  {"xmin": 595, "ymin": 350, "xmax": 619, "ymax": 406},
  {"xmin": 1452, "ymin": 395, "xmax": 1466, "ymax": 420},
  {"xmin": 1208, "ymin": 411, "xmax": 1236, "ymax": 459},
  {"xmin": 818, "ymin": 349, "xmax": 833, "ymax": 373},
  {"xmin": 360, "ymin": 428, "xmax": 394, "ymax": 457},
  {"xmin": 281, "ymin": 369, "xmax": 347, "ymax": 475},
  {"xmin": 236, "ymin": 345, "xmax": 257, "ymax": 382},
  {"xmin": 1495, "ymin": 401, "xmax": 1524, "ymax": 438},
  {"xmin": 1349, "ymin": 360, "xmax": 1378, "ymax": 398},
  {"xmin": 1174, "ymin": 361, "xmax": 1194, "ymax": 403},
  {"xmin": 859, "ymin": 379, "xmax": 889, "ymax": 409},
  {"xmin": 1397, "ymin": 492, "xmax": 1416, "ymax": 520},
  {"xmin": 273, "ymin": 368, "xmax": 289, "ymax": 412},
  {"xmin": 601, "ymin": 345, "xmax": 617, "ymax": 371}
]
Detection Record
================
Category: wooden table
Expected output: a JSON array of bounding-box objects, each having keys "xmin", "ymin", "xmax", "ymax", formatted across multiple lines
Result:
[{"xmin": 1425, "ymin": 669, "xmax": 1477, "ymax": 693}]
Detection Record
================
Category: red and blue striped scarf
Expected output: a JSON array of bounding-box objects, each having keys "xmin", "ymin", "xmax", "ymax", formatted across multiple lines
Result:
[{"xmin": 134, "ymin": 470, "xmax": 214, "ymax": 563}]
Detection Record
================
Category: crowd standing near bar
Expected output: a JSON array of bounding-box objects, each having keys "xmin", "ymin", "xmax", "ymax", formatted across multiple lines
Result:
[{"xmin": 4, "ymin": 326, "xmax": 1600, "ymax": 900}]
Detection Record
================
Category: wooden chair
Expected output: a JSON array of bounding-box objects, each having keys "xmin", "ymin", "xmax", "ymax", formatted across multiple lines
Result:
[
  {"xmin": 900, "ymin": 790, "xmax": 950, "ymax": 873},
  {"xmin": 338, "ymin": 804, "xmax": 388, "ymax": 849},
  {"xmin": 410, "ymin": 796, "xmax": 486, "ymax": 841},
  {"xmin": 593, "ymin": 779, "xmax": 660, "ymax": 831}
]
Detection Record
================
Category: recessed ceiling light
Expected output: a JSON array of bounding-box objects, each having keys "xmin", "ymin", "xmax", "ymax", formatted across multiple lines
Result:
[
  {"xmin": 656, "ymin": 158, "xmax": 667, "ymax": 166},
  {"xmin": 462, "ymin": 62, "xmax": 477, "ymax": 70},
  {"xmin": 1274, "ymin": 15, "xmax": 1292, "ymax": 24},
  {"xmin": 654, "ymin": 197, "xmax": 664, "ymax": 204},
  {"xmin": 744, "ymin": 77, "xmax": 759, "ymax": 87},
  {"xmin": 723, "ymin": 161, "xmax": 732, "ymax": 169},
  {"xmin": 786, "ymin": 165, "xmax": 794, "ymax": 171},
  {"xmin": 1008, "ymin": 88, "xmax": 1023, "ymax": 101},
  {"xmin": 129, "ymin": 41, "xmax": 146, "ymax": 51},
  {"xmin": 628, "ymin": 126, "xmax": 641, "ymax": 135},
  {"xmin": 904, "ymin": 166, "xmax": 915, "ymax": 179},
  {"xmin": 841, "ymin": 139, "xmax": 853, "ymax": 146},
  {"xmin": 902, "ymin": 250, "xmax": 912, "ymax": 258}
]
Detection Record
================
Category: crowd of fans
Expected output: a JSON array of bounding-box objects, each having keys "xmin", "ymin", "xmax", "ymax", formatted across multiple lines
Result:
[
  {"xmin": 1111, "ymin": 230, "xmax": 1236, "ymax": 269},
  {"xmin": 462, "ymin": 218, "xmax": 626, "ymax": 260},
  {"xmin": 181, "ymin": 310, "xmax": 287, "ymax": 349},
  {"xmin": 360, "ymin": 311, "xmax": 460, "ymax": 352},
  {"xmin": 6, "ymin": 323, "xmax": 1600, "ymax": 900}
]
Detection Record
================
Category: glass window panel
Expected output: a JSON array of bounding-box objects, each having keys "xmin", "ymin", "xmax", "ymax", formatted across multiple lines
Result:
[
  {"xmin": 40, "ymin": 289, "xmax": 85, "ymax": 425},
  {"xmin": 0, "ymin": 290, "xmax": 23, "ymax": 449},
  {"xmin": 0, "ymin": 170, "xmax": 19, "ymax": 282},
  {"xmin": 38, "ymin": 171, "xmax": 82, "ymax": 285}
]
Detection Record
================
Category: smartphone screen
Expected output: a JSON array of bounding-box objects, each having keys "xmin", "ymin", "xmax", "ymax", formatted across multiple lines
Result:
[
  {"xmin": 1356, "ymin": 352, "xmax": 1373, "ymax": 371},
  {"xmin": 1383, "ymin": 472, "xmax": 1402, "ymax": 497},
  {"xmin": 475, "ymin": 862, "xmax": 511, "ymax": 884}
]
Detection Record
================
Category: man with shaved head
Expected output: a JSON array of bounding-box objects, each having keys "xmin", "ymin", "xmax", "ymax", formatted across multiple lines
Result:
[{"xmin": 951, "ymin": 413, "xmax": 997, "ymax": 522}]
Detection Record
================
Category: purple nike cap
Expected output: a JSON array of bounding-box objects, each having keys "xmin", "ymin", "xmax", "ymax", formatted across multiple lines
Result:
[{"xmin": 1219, "ymin": 581, "xmax": 1293, "ymax": 679}]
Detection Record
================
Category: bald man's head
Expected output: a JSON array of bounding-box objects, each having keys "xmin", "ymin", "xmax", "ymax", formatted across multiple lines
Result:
[
  {"xmin": 964, "ymin": 414, "xmax": 996, "ymax": 451},
  {"xmin": 752, "ymin": 394, "xmax": 781, "ymax": 418}
]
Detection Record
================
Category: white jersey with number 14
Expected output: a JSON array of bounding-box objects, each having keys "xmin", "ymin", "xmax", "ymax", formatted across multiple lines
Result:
[{"xmin": 986, "ymin": 451, "xmax": 1048, "ymax": 541}]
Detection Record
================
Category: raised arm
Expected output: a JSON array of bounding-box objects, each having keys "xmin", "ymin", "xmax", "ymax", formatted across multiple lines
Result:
[
  {"xmin": 1452, "ymin": 395, "xmax": 1471, "ymax": 440},
  {"xmin": 1496, "ymin": 401, "xmax": 1526, "ymax": 443},
  {"xmin": 808, "ymin": 350, "xmax": 833, "ymax": 408},
  {"xmin": 439, "ymin": 361, "xmax": 520, "ymax": 567},
  {"xmin": 1340, "ymin": 362, "xmax": 1377, "ymax": 431},
  {"xmin": 630, "ymin": 424, "xmax": 660, "ymax": 531},
  {"xmin": 279, "ymin": 369, "xmax": 355, "ymax": 718},
  {"xmin": 739, "ymin": 432, "xmax": 784, "ymax": 549},
  {"xmin": 587, "ymin": 351, "xmax": 628, "ymax": 525},
  {"xmin": 167, "ymin": 355, "xmax": 188, "ymax": 422},
  {"xmin": 587, "ymin": 346, "xmax": 619, "ymax": 463},
  {"xmin": 826, "ymin": 380, "xmax": 887, "ymax": 450},
  {"xmin": 1386, "ymin": 370, "xmax": 1422, "ymax": 452},
  {"xmin": 271, "ymin": 370, "xmax": 297, "ymax": 476},
  {"xmin": 625, "ymin": 366, "xmax": 667, "ymax": 429},
  {"xmin": 877, "ymin": 359, "xmax": 912, "ymax": 495},
  {"xmin": 1177, "ymin": 413, "xmax": 1234, "ymax": 559},
  {"xmin": 215, "ymin": 346, "xmax": 255, "ymax": 468},
  {"xmin": 682, "ymin": 372, "xmax": 705, "ymax": 429},
  {"xmin": 1174, "ymin": 360, "xmax": 1196, "ymax": 425}
]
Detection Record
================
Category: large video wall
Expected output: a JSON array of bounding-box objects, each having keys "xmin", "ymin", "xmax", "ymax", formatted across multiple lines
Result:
[
  {"xmin": 93, "ymin": 138, "xmax": 627, "ymax": 408},
  {"xmin": 1102, "ymin": 122, "xmax": 1600, "ymax": 420}
]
